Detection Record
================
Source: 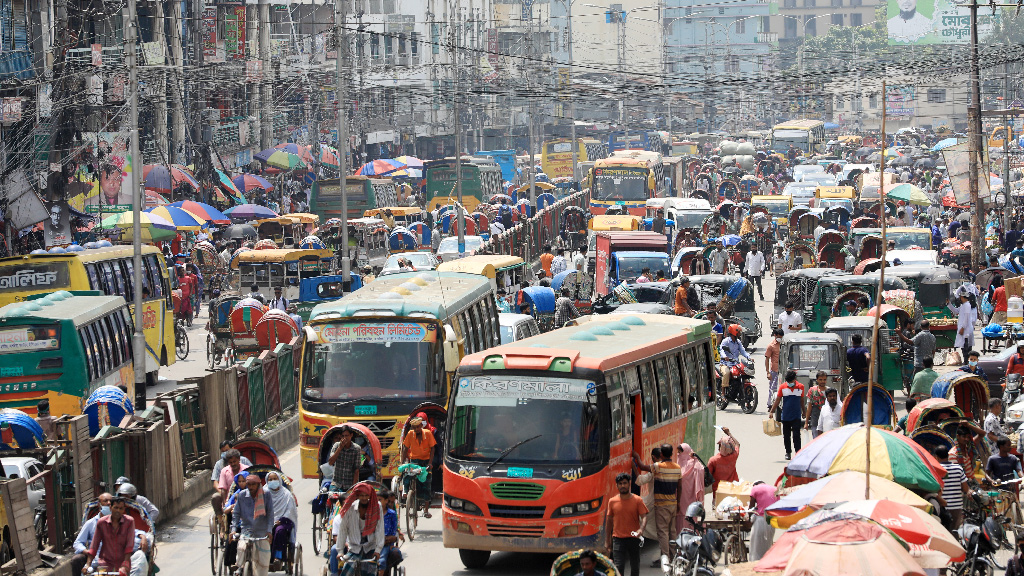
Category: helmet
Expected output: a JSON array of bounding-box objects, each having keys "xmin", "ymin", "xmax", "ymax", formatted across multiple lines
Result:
[
  {"xmin": 727, "ymin": 324, "xmax": 742, "ymax": 338},
  {"xmin": 115, "ymin": 476, "xmax": 131, "ymax": 486},
  {"xmin": 117, "ymin": 483, "xmax": 138, "ymax": 498},
  {"xmin": 685, "ymin": 501, "xmax": 706, "ymax": 524}
]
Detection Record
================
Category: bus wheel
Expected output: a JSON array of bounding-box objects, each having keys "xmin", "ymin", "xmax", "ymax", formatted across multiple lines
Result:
[{"xmin": 458, "ymin": 549, "xmax": 490, "ymax": 569}]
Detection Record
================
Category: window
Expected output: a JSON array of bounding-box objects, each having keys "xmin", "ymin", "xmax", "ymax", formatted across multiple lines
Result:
[
  {"xmin": 783, "ymin": 0, "xmax": 796, "ymax": 6},
  {"xmin": 367, "ymin": 0, "xmax": 380, "ymax": 11},
  {"xmin": 86, "ymin": 264, "xmax": 101, "ymax": 292},
  {"xmin": 122, "ymin": 259, "xmax": 136, "ymax": 300},
  {"xmin": 851, "ymin": 0, "xmax": 862, "ymax": 6},
  {"xmin": 410, "ymin": 32, "xmax": 419, "ymax": 59},
  {"xmin": 804, "ymin": 0, "xmax": 815, "ymax": 6},
  {"xmin": 610, "ymin": 393, "xmax": 625, "ymax": 440},
  {"xmin": 666, "ymin": 354, "xmax": 683, "ymax": 416},
  {"xmin": 851, "ymin": 12, "xmax": 862, "ymax": 25},
  {"xmin": 654, "ymin": 357, "xmax": 673, "ymax": 421},
  {"xmin": 869, "ymin": 94, "xmax": 878, "ymax": 108},
  {"xmin": 805, "ymin": 18, "xmax": 817, "ymax": 35},
  {"xmin": 370, "ymin": 34, "xmax": 379, "ymax": 58},
  {"xmin": 735, "ymin": 18, "xmax": 745, "ymax": 33},
  {"xmin": 718, "ymin": 6, "xmax": 725, "ymax": 13},
  {"xmin": 431, "ymin": 23, "xmax": 440, "ymax": 55},
  {"xmin": 398, "ymin": 34, "xmax": 407, "ymax": 57},
  {"xmin": 639, "ymin": 364, "xmax": 658, "ymax": 426},
  {"xmin": 831, "ymin": 0, "xmax": 843, "ymax": 6},
  {"xmin": 682, "ymin": 347, "xmax": 700, "ymax": 409},
  {"xmin": 761, "ymin": 16, "xmax": 771, "ymax": 32},
  {"xmin": 831, "ymin": 13, "xmax": 844, "ymax": 25},
  {"xmin": 784, "ymin": 18, "xmax": 797, "ymax": 37},
  {"xmin": 836, "ymin": 98, "xmax": 844, "ymax": 110},
  {"xmin": 104, "ymin": 316, "xmax": 122, "ymax": 366},
  {"xmin": 384, "ymin": 33, "xmax": 393, "ymax": 58},
  {"xmin": 79, "ymin": 325, "xmax": 97, "ymax": 380},
  {"xmin": 927, "ymin": 88, "xmax": 947, "ymax": 103}
]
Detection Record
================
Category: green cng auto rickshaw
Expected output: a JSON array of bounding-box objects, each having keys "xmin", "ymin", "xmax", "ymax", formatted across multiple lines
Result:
[
  {"xmin": 773, "ymin": 268, "xmax": 845, "ymax": 331},
  {"xmin": 803, "ymin": 272, "xmax": 908, "ymax": 333},
  {"xmin": 884, "ymin": 266, "xmax": 963, "ymax": 349},
  {"xmin": 863, "ymin": 304, "xmax": 915, "ymax": 393}
]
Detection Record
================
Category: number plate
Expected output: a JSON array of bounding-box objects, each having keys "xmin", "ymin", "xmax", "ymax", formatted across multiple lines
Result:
[
  {"xmin": 507, "ymin": 467, "xmax": 534, "ymax": 479},
  {"xmin": 354, "ymin": 405, "xmax": 377, "ymax": 416}
]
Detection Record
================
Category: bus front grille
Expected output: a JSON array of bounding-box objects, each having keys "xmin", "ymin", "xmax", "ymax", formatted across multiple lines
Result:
[
  {"xmin": 487, "ymin": 504, "xmax": 546, "ymax": 519},
  {"xmin": 490, "ymin": 482, "xmax": 546, "ymax": 501},
  {"xmin": 486, "ymin": 523, "xmax": 545, "ymax": 538}
]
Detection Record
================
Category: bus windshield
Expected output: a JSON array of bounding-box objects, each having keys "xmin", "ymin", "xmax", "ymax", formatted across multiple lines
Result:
[
  {"xmin": 592, "ymin": 168, "xmax": 649, "ymax": 201},
  {"xmin": 755, "ymin": 203, "xmax": 789, "ymax": 217},
  {"xmin": 304, "ymin": 321, "xmax": 442, "ymax": 401},
  {"xmin": 675, "ymin": 211, "xmax": 712, "ymax": 228},
  {"xmin": 616, "ymin": 256, "xmax": 670, "ymax": 280},
  {"xmin": 448, "ymin": 375, "xmax": 601, "ymax": 465}
]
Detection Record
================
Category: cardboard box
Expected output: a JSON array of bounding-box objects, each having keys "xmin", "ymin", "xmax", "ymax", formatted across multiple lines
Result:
[
  {"xmin": 1007, "ymin": 276, "xmax": 1022, "ymax": 300},
  {"xmin": 714, "ymin": 480, "xmax": 753, "ymax": 507}
]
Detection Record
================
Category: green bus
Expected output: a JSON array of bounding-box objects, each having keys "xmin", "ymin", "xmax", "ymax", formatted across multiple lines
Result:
[
  {"xmin": 309, "ymin": 176, "xmax": 399, "ymax": 222},
  {"xmin": 425, "ymin": 159, "xmax": 504, "ymax": 212},
  {"xmin": 0, "ymin": 291, "xmax": 135, "ymax": 417}
]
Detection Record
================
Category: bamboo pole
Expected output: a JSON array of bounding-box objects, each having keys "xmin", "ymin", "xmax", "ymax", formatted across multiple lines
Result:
[{"xmin": 865, "ymin": 81, "xmax": 890, "ymax": 498}]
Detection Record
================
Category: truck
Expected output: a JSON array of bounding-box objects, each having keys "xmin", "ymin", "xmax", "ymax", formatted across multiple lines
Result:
[{"xmin": 594, "ymin": 231, "xmax": 672, "ymax": 296}]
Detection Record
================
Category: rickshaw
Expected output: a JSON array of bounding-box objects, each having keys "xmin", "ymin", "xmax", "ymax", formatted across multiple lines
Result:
[
  {"xmin": 858, "ymin": 235, "xmax": 883, "ymax": 260},
  {"xmin": 851, "ymin": 216, "xmax": 879, "ymax": 229},
  {"xmin": 256, "ymin": 217, "xmax": 302, "ymax": 248},
  {"xmin": 796, "ymin": 212, "xmax": 820, "ymax": 242},
  {"xmin": 885, "ymin": 266, "xmax": 963, "ymax": 348},
  {"xmin": 404, "ymin": 221, "xmax": 432, "ymax": 250},
  {"xmin": 521, "ymin": 286, "xmax": 556, "ymax": 331},
  {"xmin": 803, "ymin": 273, "xmax": 908, "ymax": 332},
  {"xmin": 254, "ymin": 309, "xmax": 302, "ymax": 350},
  {"xmin": 816, "ymin": 231, "xmax": 846, "ymax": 255},
  {"xmin": 701, "ymin": 212, "xmax": 730, "ymax": 238},
  {"xmin": 905, "ymin": 398, "xmax": 965, "ymax": 434},
  {"xmin": 229, "ymin": 298, "xmax": 266, "ymax": 362},
  {"xmin": 551, "ymin": 270, "xmax": 594, "ymax": 315},
  {"xmin": 671, "ymin": 246, "xmax": 706, "ymax": 277},
  {"xmin": 392, "ymin": 402, "xmax": 447, "ymax": 541},
  {"xmin": 909, "ymin": 425, "xmax": 955, "ymax": 455},
  {"xmin": 839, "ymin": 383, "xmax": 897, "ymax": 428},
  {"xmin": 931, "ymin": 371, "xmax": 991, "ymax": 422},
  {"xmin": 773, "ymin": 268, "xmax": 844, "ymax": 329},
  {"xmin": 738, "ymin": 175, "xmax": 760, "ymax": 195},
  {"xmin": 207, "ymin": 291, "xmax": 241, "ymax": 369},
  {"xmin": 719, "ymin": 180, "xmax": 742, "ymax": 203},
  {"xmin": 863, "ymin": 304, "xmax": 914, "ymax": 393},
  {"xmin": 828, "ymin": 287, "xmax": 873, "ymax": 318},
  {"xmin": 687, "ymin": 274, "xmax": 760, "ymax": 346},
  {"xmin": 560, "ymin": 205, "xmax": 588, "ymax": 252},
  {"xmin": 234, "ymin": 248, "xmax": 335, "ymax": 301},
  {"xmin": 347, "ymin": 217, "xmax": 391, "ymax": 270},
  {"xmin": 780, "ymin": 333, "xmax": 847, "ymax": 395},
  {"xmin": 821, "ymin": 205, "xmax": 852, "ymax": 232},
  {"xmin": 816, "ymin": 243, "xmax": 845, "ymax": 270},
  {"xmin": 192, "ymin": 240, "xmax": 227, "ymax": 297},
  {"xmin": 234, "ymin": 437, "xmax": 282, "ymax": 467},
  {"xmin": 311, "ymin": 422, "xmax": 384, "ymax": 554},
  {"xmin": 82, "ymin": 499, "xmax": 158, "ymax": 575},
  {"xmin": 787, "ymin": 241, "xmax": 815, "ymax": 269},
  {"xmin": 853, "ymin": 258, "xmax": 883, "ymax": 275},
  {"xmin": 550, "ymin": 550, "xmax": 619, "ymax": 576},
  {"xmin": 387, "ymin": 228, "xmax": 418, "ymax": 253}
]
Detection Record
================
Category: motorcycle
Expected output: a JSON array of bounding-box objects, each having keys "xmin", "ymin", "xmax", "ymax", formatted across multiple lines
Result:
[
  {"xmin": 1003, "ymin": 374, "xmax": 1023, "ymax": 419},
  {"xmin": 954, "ymin": 516, "xmax": 1004, "ymax": 576},
  {"xmin": 716, "ymin": 357, "xmax": 758, "ymax": 414},
  {"xmin": 663, "ymin": 502, "xmax": 721, "ymax": 576}
]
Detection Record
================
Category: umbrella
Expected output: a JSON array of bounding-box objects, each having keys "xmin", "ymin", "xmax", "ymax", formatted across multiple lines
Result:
[
  {"xmin": 233, "ymin": 174, "xmax": 274, "ymax": 194},
  {"xmin": 273, "ymin": 142, "xmax": 315, "ymax": 164},
  {"xmin": 384, "ymin": 168, "xmax": 423, "ymax": 178},
  {"xmin": 931, "ymin": 138, "xmax": 961, "ymax": 151},
  {"xmin": 316, "ymin": 144, "xmax": 340, "ymax": 168},
  {"xmin": 224, "ymin": 204, "xmax": 279, "ymax": 222},
  {"xmin": 889, "ymin": 155, "xmax": 915, "ymax": 167},
  {"xmin": 393, "ymin": 155, "xmax": 423, "ymax": 169},
  {"xmin": 357, "ymin": 159, "xmax": 406, "ymax": 176},
  {"xmin": 883, "ymin": 147, "xmax": 903, "ymax": 158},
  {"xmin": 767, "ymin": 470, "xmax": 932, "ymax": 528},
  {"xmin": 144, "ymin": 206, "xmax": 207, "ymax": 231},
  {"xmin": 299, "ymin": 235, "xmax": 326, "ymax": 249},
  {"xmin": 831, "ymin": 500, "xmax": 965, "ymax": 561},
  {"xmin": 255, "ymin": 148, "xmax": 308, "ymax": 170},
  {"xmin": 212, "ymin": 170, "xmax": 246, "ymax": 204},
  {"xmin": 720, "ymin": 234, "xmax": 742, "ymax": 246},
  {"xmin": 168, "ymin": 201, "xmax": 231, "ymax": 225},
  {"xmin": 100, "ymin": 211, "xmax": 178, "ymax": 243},
  {"xmin": 914, "ymin": 158, "xmax": 937, "ymax": 169},
  {"xmin": 757, "ymin": 519, "xmax": 926, "ymax": 576},
  {"xmin": 145, "ymin": 191, "xmax": 169, "ymax": 207},
  {"xmin": 223, "ymin": 224, "xmax": 257, "ymax": 241},
  {"xmin": 885, "ymin": 184, "xmax": 931, "ymax": 206},
  {"xmin": 142, "ymin": 164, "xmax": 200, "ymax": 193},
  {"xmin": 785, "ymin": 425, "xmax": 945, "ymax": 493}
]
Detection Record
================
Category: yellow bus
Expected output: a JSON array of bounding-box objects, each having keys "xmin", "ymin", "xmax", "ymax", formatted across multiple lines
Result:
[
  {"xmin": 298, "ymin": 271, "xmax": 499, "ymax": 478},
  {"xmin": 770, "ymin": 119, "xmax": 826, "ymax": 154},
  {"xmin": 0, "ymin": 244, "xmax": 175, "ymax": 384},
  {"xmin": 540, "ymin": 138, "xmax": 606, "ymax": 180}
]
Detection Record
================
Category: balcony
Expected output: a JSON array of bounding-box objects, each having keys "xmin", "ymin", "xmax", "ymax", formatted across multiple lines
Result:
[
  {"xmin": 757, "ymin": 32, "xmax": 778, "ymax": 43},
  {"xmin": 0, "ymin": 50, "xmax": 33, "ymax": 81}
]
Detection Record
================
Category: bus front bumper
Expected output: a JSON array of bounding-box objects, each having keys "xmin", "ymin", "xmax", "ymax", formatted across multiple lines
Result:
[{"xmin": 441, "ymin": 508, "xmax": 603, "ymax": 553}]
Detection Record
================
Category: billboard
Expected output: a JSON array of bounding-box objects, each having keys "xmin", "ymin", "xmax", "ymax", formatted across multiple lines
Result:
[
  {"xmin": 942, "ymin": 142, "xmax": 990, "ymax": 206},
  {"xmin": 68, "ymin": 132, "xmax": 135, "ymax": 215},
  {"xmin": 885, "ymin": 86, "xmax": 915, "ymax": 117},
  {"xmin": 887, "ymin": 0, "xmax": 999, "ymax": 45}
]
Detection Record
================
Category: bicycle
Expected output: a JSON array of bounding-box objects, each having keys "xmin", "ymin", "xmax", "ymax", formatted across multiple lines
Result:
[
  {"xmin": 391, "ymin": 465, "xmax": 427, "ymax": 541},
  {"xmin": 217, "ymin": 534, "xmax": 267, "ymax": 576},
  {"xmin": 321, "ymin": 555, "xmax": 377, "ymax": 576},
  {"xmin": 175, "ymin": 317, "xmax": 190, "ymax": 360}
]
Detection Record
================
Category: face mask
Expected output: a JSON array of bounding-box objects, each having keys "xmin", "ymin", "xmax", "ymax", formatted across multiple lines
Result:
[
  {"xmin": 100, "ymin": 505, "xmax": 111, "ymax": 516},
  {"xmin": 267, "ymin": 480, "xmax": 282, "ymax": 491},
  {"xmin": 969, "ymin": 360, "xmax": 978, "ymax": 367}
]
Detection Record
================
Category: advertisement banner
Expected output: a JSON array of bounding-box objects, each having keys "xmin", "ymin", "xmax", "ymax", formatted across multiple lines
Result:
[
  {"xmin": 224, "ymin": 6, "xmax": 246, "ymax": 60},
  {"xmin": 202, "ymin": 6, "xmax": 218, "ymax": 60},
  {"xmin": 885, "ymin": 85, "xmax": 915, "ymax": 117},
  {"xmin": 316, "ymin": 322, "xmax": 438, "ymax": 344},
  {"xmin": 887, "ymin": 0, "xmax": 999, "ymax": 44},
  {"xmin": 68, "ymin": 132, "xmax": 134, "ymax": 214},
  {"xmin": 942, "ymin": 142, "xmax": 990, "ymax": 205}
]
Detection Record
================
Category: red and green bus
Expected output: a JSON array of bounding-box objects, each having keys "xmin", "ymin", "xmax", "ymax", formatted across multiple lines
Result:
[{"xmin": 442, "ymin": 314, "xmax": 717, "ymax": 568}]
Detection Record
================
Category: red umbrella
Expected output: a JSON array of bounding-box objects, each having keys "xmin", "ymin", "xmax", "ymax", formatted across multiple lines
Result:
[{"xmin": 756, "ymin": 519, "xmax": 926, "ymax": 575}]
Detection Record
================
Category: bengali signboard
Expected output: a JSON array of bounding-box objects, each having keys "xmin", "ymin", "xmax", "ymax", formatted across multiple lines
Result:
[
  {"xmin": 316, "ymin": 322, "xmax": 438, "ymax": 344},
  {"xmin": 885, "ymin": 86, "xmax": 915, "ymax": 118},
  {"xmin": 224, "ymin": 6, "xmax": 246, "ymax": 60},
  {"xmin": 887, "ymin": 0, "xmax": 999, "ymax": 45}
]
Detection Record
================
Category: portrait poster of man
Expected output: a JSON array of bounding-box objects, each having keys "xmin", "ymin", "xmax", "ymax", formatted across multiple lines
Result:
[
  {"xmin": 67, "ymin": 131, "xmax": 134, "ymax": 215},
  {"xmin": 888, "ymin": 0, "xmax": 1000, "ymax": 44}
]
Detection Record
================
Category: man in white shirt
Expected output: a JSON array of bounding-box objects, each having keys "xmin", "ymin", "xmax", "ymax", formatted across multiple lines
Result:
[
  {"xmin": 550, "ymin": 248, "xmax": 568, "ymax": 277},
  {"xmin": 813, "ymin": 223, "xmax": 826, "ymax": 243},
  {"xmin": 709, "ymin": 243, "xmax": 729, "ymax": 274},
  {"xmin": 816, "ymin": 388, "xmax": 841, "ymax": 434},
  {"xmin": 572, "ymin": 251, "xmax": 586, "ymax": 273},
  {"xmin": 328, "ymin": 484, "xmax": 385, "ymax": 575},
  {"xmin": 269, "ymin": 286, "xmax": 289, "ymax": 312},
  {"xmin": 778, "ymin": 300, "xmax": 804, "ymax": 335},
  {"xmin": 744, "ymin": 247, "xmax": 766, "ymax": 300}
]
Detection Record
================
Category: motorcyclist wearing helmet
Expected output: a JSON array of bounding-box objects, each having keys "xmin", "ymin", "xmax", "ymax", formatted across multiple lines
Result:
[
  {"xmin": 719, "ymin": 324, "xmax": 750, "ymax": 366},
  {"xmin": 114, "ymin": 477, "xmax": 160, "ymax": 523}
]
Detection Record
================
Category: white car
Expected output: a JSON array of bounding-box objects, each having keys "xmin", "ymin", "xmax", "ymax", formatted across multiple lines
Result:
[
  {"xmin": 499, "ymin": 313, "xmax": 541, "ymax": 344},
  {"xmin": 378, "ymin": 252, "xmax": 440, "ymax": 276},
  {"xmin": 1, "ymin": 457, "xmax": 45, "ymax": 509},
  {"xmin": 436, "ymin": 236, "xmax": 485, "ymax": 262},
  {"xmin": 782, "ymin": 183, "xmax": 817, "ymax": 206},
  {"xmin": 792, "ymin": 164, "xmax": 826, "ymax": 182}
]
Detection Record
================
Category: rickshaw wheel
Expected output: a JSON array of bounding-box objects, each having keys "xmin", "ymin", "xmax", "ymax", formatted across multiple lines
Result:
[
  {"xmin": 207, "ymin": 337, "xmax": 216, "ymax": 370},
  {"xmin": 723, "ymin": 534, "xmax": 747, "ymax": 564},
  {"xmin": 741, "ymin": 386, "xmax": 758, "ymax": 414},
  {"xmin": 293, "ymin": 543, "xmax": 303, "ymax": 576},
  {"xmin": 311, "ymin": 511, "xmax": 322, "ymax": 554},
  {"xmin": 405, "ymin": 487, "xmax": 418, "ymax": 541},
  {"xmin": 209, "ymin": 516, "xmax": 220, "ymax": 574}
]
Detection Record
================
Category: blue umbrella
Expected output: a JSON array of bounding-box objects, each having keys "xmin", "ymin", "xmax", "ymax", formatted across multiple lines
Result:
[{"xmin": 931, "ymin": 138, "xmax": 961, "ymax": 151}]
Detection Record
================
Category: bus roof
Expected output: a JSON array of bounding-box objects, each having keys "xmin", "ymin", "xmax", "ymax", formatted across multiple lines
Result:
[
  {"xmin": 588, "ymin": 215, "xmax": 642, "ymax": 231},
  {"xmin": 594, "ymin": 158, "xmax": 655, "ymax": 169},
  {"xmin": 363, "ymin": 207, "xmax": 424, "ymax": 218},
  {"xmin": 773, "ymin": 119, "xmax": 825, "ymax": 130},
  {"xmin": 309, "ymin": 271, "xmax": 492, "ymax": 321},
  {"xmin": 751, "ymin": 195, "xmax": 790, "ymax": 203},
  {"xmin": 460, "ymin": 314, "xmax": 711, "ymax": 373},
  {"xmin": 0, "ymin": 244, "xmax": 163, "ymax": 267},
  {"xmin": 234, "ymin": 249, "xmax": 334, "ymax": 263},
  {"xmin": 436, "ymin": 255, "xmax": 525, "ymax": 276},
  {"xmin": 0, "ymin": 291, "xmax": 125, "ymax": 326},
  {"xmin": 609, "ymin": 150, "xmax": 663, "ymax": 162}
]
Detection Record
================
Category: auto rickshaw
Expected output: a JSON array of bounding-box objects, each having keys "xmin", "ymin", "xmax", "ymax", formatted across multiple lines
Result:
[
  {"xmin": 931, "ymin": 371, "xmax": 991, "ymax": 422},
  {"xmin": 823, "ymin": 315, "xmax": 876, "ymax": 394},
  {"xmin": 803, "ymin": 273, "xmax": 908, "ymax": 332},
  {"xmin": 863, "ymin": 304, "xmax": 914, "ymax": 393},
  {"xmin": 687, "ymin": 274, "xmax": 760, "ymax": 345},
  {"xmin": 905, "ymin": 398, "xmax": 965, "ymax": 434},
  {"xmin": 773, "ymin": 268, "xmax": 845, "ymax": 329},
  {"xmin": 551, "ymin": 270, "xmax": 594, "ymax": 315},
  {"xmin": 520, "ymin": 286, "xmax": 556, "ymax": 331},
  {"xmin": 884, "ymin": 266, "xmax": 963, "ymax": 348},
  {"xmin": 437, "ymin": 254, "xmax": 527, "ymax": 293},
  {"xmin": 839, "ymin": 383, "xmax": 897, "ymax": 428},
  {"xmin": 780, "ymin": 333, "xmax": 847, "ymax": 395}
]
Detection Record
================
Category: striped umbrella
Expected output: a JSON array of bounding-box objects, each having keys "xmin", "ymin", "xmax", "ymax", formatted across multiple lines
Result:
[
  {"xmin": 144, "ymin": 206, "xmax": 207, "ymax": 231},
  {"xmin": 299, "ymin": 235, "xmax": 326, "ymax": 249},
  {"xmin": 393, "ymin": 155, "xmax": 423, "ymax": 169},
  {"xmin": 211, "ymin": 170, "xmax": 246, "ymax": 204},
  {"xmin": 357, "ymin": 158, "xmax": 406, "ymax": 176},
  {"xmin": 168, "ymin": 201, "xmax": 231, "ymax": 225},
  {"xmin": 100, "ymin": 211, "xmax": 178, "ymax": 243},
  {"xmin": 317, "ymin": 144, "xmax": 340, "ymax": 168},
  {"xmin": 142, "ymin": 164, "xmax": 200, "ymax": 193},
  {"xmin": 255, "ymin": 148, "xmax": 308, "ymax": 170},
  {"xmin": 274, "ymin": 142, "xmax": 315, "ymax": 164},
  {"xmin": 233, "ymin": 174, "xmax": 274, "ymax": 194},
  {"xmin": 224, "ymin": 204, "xmax": 279, "ymax": 222},
  {"xmin": 145, "ymin": 191, "xmax": 169, "ymax": 208}
]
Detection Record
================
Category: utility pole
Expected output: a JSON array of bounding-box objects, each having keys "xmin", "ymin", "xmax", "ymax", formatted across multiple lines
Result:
[
  {"xmin": 527, "ymin": 9, "xmax": 537, "ymax": 208},
  {"xmin": 336, "ymin": 0, "xmax": 351, "ymax": 281},
  {"xmin": 127, "ymin": 0, "xmax": 145, "ymax": 409},
  {"xmin": 191, "ymin": 0, "xmax": 204, "ymax": 169},
  {"xmin": 451, "ymin": 12, "xmax": 466, "ymax": 255},
  {"xmin": 568, "ymin": 0, "xmax": 578, "ymax": 180},
  {"xmin": 1004, "ymin": 60, "xmax": 1012, "ymax": 232},
  {"xmin": 967, "ymin": 0, "xmax": 982, "ymax": 268}
]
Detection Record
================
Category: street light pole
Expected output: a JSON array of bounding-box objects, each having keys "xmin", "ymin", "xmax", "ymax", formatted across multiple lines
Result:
[
  {"xmin": 336, "ymin": 0, "xmax": 351, "ymax": 282},
  {"xmin": 568, "ymin": 0, "xmax": 578, "ymax": 180}
]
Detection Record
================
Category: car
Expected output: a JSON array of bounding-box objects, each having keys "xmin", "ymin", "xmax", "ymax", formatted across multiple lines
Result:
[
  {"xmin": 436, "ymin": 236, "xmax": 485, "ymax": 262},
  {"xmin": 793, "ymin": 164, "xmax": 826, "ymax": 182},
  {"xmin": 802, "ymin": 173, "xmax": 838, "ymax": 187},
  {"xmin": 498, "ymin": 313, "xmax": 541, "ymax": 344},
  {"xmin": 609, "ymin": 303, "xmax": 675, "ymax": 315},
  {"xmin": 782, "ymin": 183, "xmax": 817, "ymax": 206},
  {"xmin": 592, "ymin": 281, "xmax": 672, "ymax": 314},
  {"xmin": 378, "ymin": 252, "xmax": 440, "ymax": 276},
  {"xmin": 977, "ymin": 345, "xmax": 1016, "ymax": 398},
  {"xmin": 1, "ymin": 457, "xmax": 45, "ymax": 509}
]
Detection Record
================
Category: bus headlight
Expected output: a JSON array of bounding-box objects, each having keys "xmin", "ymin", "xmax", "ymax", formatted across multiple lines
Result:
[
  {"xmin": 445, "ymin": 495, "xmax": 482, "ymax": 515},
  {"xmin": 552, "ymin": 498, "xmax": 602, "ymax": 518}
]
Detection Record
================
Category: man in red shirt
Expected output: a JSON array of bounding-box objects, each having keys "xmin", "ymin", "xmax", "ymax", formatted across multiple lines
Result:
[
  {"xmin": 83, "ymin": 497, "xmax": 135, "ymax": 576},
  {"xmin": 1007, "ymin": 343, "xmax": 1024, "ymax": 379},
  {"xmin": 604, "ymin": 473, "xmax": 648, "ymax": 576}
]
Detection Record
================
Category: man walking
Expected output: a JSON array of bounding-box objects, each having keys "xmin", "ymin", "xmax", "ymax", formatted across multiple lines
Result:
[
  {"xmin": 269, "ymin": 286, "xmax": 288, "ymax": 312},
  {"xmin": 899, "ymin": 320, "xmax": 936, "ymax": 375},
  {"xmin": 765, "ymin": 328, "xmax": 783, "ymax": 410},
  {"xmin": 551, "ymin": 248, "xmax": 568, "ymax": 276},
  {"xmin": 769, "ymin": 370, "xmax": 805, "ymax": 460},
  {"xmin": 709, "ymin": 242, "xmax": 729, "ymax": 274},
  {"xmin": 846, "ymin": 334, "xmax": 870, "ymax": 385},
  {"xmin": 635, "ymin": 445, "xmax": 680, "ymax": 567},
  {"xmin": 555, "ymin": 287, "xmax": 581, "ymax": 327},
  {"xmin": 604, "ymin": 473, "xmax": 648, "ymax": 576},
  {"xmin": 777, "ymin": 300, "xmax": 803, "ymax": 335},
  {"xmin": 936, "ymin": 445, "xmax": 968, "ymax": 529},
  {"xmin": 745, "ymin": 247, "xmax": 765, "ymax": 299}
]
